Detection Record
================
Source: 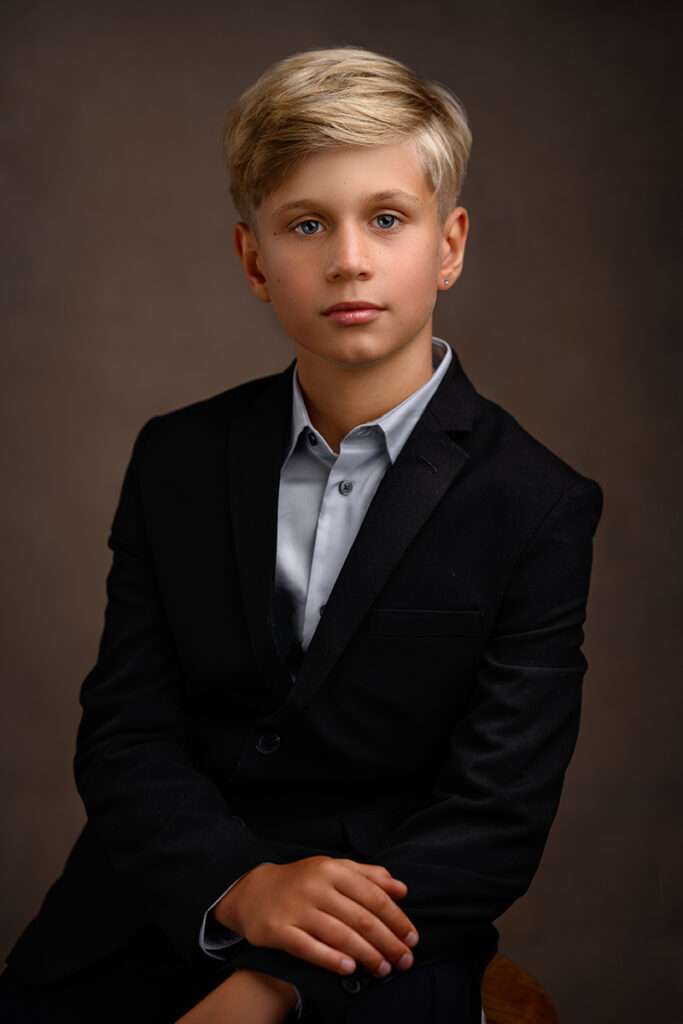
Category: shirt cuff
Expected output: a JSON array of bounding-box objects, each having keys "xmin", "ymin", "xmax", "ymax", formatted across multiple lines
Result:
[{"xmin": 198, "ymin": 863, "xmax": 277, "ymax": 957}]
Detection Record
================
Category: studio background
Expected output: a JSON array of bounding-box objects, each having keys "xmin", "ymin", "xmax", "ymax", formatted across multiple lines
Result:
[{"xmin": 2, "ymin": 3, "xmax": 680, "ymax": 1021}]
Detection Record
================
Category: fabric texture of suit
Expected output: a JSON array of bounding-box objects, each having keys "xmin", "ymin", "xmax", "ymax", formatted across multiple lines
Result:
[{"xmin": 3, "ymin": 341, "xmax": 604, "ymax": 1023}]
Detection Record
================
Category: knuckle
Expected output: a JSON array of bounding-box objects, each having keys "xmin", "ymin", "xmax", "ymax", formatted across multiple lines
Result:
[
  {"xmin": 353, "ymin": 910, "xmax": 375, "ymax": 937},
  {"xmin": 281, "ymin": 927, "xmax": 303, "ymax": 958},
  {"xmin": 260, "ymin": 915, "xmax": 280, "ymax": 945},
  {"xmin": 300, "ymin": 876, "xmax": 319, "ymax": 900},
  {"xmin": 368, "ymin": 887, "xmax": 391, "ymax": 913}
]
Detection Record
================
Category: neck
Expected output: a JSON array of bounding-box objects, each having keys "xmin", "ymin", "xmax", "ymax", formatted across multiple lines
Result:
[{"xmin": 295, "ymin": 328, "xmax": 435, "ymax": 454}]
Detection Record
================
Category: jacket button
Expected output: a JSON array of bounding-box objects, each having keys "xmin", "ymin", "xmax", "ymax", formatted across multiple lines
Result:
[
  {"xmin": 256, "ymin": 731, "xmax": 281, "ymax": 755},
  {"xmin": 340, "ymin": 977, "xmax": 361, "ymax": 994}
]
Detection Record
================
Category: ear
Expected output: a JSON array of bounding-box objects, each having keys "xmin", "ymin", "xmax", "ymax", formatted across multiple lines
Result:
[
  {"xmin": 438, "ymin": 206, "xmax": 469, "ymax": 287},
  {"xmin": 234, "ymin": 221, "xmax": 270, "ymax": 303}
]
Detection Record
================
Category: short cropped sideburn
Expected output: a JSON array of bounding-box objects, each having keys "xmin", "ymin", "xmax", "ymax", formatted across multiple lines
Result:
[{"xmin": 223, "ymin": 46, "xmax": 472, "ymax": 232}]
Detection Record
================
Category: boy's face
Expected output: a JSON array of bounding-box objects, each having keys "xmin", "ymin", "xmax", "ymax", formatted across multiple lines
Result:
[{"xmin": 234, "ymin": 139, "xmax": 467, "ymax": 370}]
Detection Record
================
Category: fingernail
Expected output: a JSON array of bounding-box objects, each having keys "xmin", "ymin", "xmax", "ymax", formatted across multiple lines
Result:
[
  {"xmin": 377, "ymin": 960, "xmax": 391, "ymax": 977},
  {"xmin": 398, "ymin": 951, "xmax": 414, "ymax": 970},
  {"xmin": 404, "ymin": 930, "xmax": 418, "ymax": 947},
  {"xmin": 341, "ymin": 958, "xmax": 356, "ymax": 973}
]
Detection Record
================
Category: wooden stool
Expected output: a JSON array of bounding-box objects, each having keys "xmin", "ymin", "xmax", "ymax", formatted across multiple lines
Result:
[{"xmin": 481, "ymin": 953, "xmax": 559, "ymax": 1024}]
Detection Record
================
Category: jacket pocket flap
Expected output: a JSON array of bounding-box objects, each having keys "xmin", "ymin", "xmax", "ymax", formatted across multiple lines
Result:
[{"xmin": 364, "ymin": 607, "xmax": 484, "ymax": 637}]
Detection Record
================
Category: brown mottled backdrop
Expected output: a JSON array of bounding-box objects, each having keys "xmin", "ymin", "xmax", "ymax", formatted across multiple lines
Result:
[{"xmin": 2, "ymin": 2, "xmax": 680, "ymax": 1019}]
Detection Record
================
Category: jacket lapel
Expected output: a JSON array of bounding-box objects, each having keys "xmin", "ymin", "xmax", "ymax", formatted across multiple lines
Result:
[
  {"xmin": 228, "ymin": 346, "xmax": 479, "ymax": 722},
  {"xmin": 227, "ymin": 360, "xmax": 297, "ymax": 709}
]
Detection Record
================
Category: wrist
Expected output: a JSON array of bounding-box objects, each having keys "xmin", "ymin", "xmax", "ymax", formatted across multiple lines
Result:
[
  {"xmin": 255, "ymin": 972, "xmax": 298, "ymax": 1010},
  {"xmin": 212, "ymin": 863, "xmax": 273, "ymax": 933},
  {"xmin": 233, "ymin": 968, "xmax": 298, "ymax": 1014}
]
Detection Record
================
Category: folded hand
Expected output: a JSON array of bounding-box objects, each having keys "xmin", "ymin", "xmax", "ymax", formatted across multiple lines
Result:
[{"xmin": 212, "ymin": 855, "xmax": 419, "ymax": 980}]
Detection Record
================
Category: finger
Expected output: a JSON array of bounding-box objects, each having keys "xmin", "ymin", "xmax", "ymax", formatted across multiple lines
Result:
[
  {"xmin": 339, "ymin": 867, "xmax": 417, "ymax": 941},
  {"xmin": 318, "ymin": 885, "xmax": 415, "ymax": 973},
  {"xmin": 277, "ymin": 922, "xmax": 359, "ymax": 977},
  {"xmin": 325, "ymin": 884, "xmax": 419, "ymax": 970},
  {"xmin": 300, "ymin": 906, "xmax": 401, "ymax": 978},
  {"xmin": 340, "ymin": 860, "xmax": 409, "ymax": 896},
  {"xmin": 380, "ymin": 877, "xmax": 408, "ymax": 898}
]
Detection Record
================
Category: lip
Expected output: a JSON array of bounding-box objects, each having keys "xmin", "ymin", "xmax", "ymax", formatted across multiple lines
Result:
[
  {"xmin": 322, "ymin": 301, "xmax": 385, "ymax": 314},
  {"xmin": 325, "ymin": 308, "xmax": 384, "ymax": 325}
]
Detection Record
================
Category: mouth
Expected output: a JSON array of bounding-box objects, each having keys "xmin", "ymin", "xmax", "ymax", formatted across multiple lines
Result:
[
  {"xmin": 323, "ymin": 307, "xmax": 385, "ymax": 325},
  {"xmin": 322, "ymin": 301, "xmax": 385, "ymax": 315}
]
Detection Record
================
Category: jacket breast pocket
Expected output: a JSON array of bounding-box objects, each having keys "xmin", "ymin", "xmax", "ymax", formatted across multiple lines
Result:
[
  {"xmin": 353, "ymin": 608, "xmax": 485, "ymax": 717},
  {"xmin": 363, "ymin": 607, "xmax": 484, "ymax": 638}
]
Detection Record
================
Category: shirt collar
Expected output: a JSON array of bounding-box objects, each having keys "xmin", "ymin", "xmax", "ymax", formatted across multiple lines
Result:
[{"xmin": 286, "ymin": 336, "xmax": 452, "ymax": 465}]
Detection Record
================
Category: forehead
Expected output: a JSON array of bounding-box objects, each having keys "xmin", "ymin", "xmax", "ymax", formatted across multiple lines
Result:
[{"xmin": 261, "ymin": 139, "xmax": 433, "ymax": 217}]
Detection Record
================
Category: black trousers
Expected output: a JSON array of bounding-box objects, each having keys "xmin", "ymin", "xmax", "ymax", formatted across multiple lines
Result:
[{"xmin": 0, "ymin": 925, "xmax": 485, "ymax": 1023}]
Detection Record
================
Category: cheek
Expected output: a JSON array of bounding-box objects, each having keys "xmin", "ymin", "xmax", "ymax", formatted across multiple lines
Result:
[
  {"xmin": 392, "ymin": 241, "xmax": 438, "ymax": 288},
  {"xmin": 394, "ymin": 265, "xmax": 437, "ymax": 309},
  {"xmin": 269, "ymin": 260, "xmax": 312, "ymax": 300}
]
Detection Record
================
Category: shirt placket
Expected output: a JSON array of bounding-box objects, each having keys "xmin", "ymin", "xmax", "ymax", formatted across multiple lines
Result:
[{"xmin": 302, "ymin": 436, "xmax": 367, "ymax": 650}]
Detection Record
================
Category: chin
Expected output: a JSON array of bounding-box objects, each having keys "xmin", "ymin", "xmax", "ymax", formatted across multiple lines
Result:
[
  {"xmin": 329, "ymin": 348, "xmax": 390, "ymax": 370},
  {"xmin": 324, "ymin": 333, "xmax": 394, "ymax": 362}
]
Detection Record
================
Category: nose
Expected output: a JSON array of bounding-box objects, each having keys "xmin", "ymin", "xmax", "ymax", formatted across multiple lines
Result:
[{"xmin": 326, "ymin": 222, "xmax": 372, "ymax": 280}]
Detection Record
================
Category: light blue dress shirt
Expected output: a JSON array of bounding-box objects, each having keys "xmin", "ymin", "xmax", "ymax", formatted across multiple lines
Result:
[{"xmin": 198, "ymin": 336, "xmax": 453, "ymax": 1018}]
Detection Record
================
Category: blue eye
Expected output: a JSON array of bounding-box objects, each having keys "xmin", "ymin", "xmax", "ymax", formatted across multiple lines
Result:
[
  {"xmin": 375, "ymin": 213, "xmax": 400, "ymax": 230},
  {"xmin": 292, "ymin": 213, "xmax": 403, "ymax": 236},
  {"xmin": 294, "ymin": 219, "xmax": 321, "ymax": 236}
]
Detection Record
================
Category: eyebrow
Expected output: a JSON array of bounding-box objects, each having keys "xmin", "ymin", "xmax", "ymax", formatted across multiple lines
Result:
[{"xmin": 271, "ymin": 190, "xmax": 422, "ymax": 218}]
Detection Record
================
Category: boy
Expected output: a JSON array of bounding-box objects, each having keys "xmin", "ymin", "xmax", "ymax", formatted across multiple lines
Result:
[{"xmin": 0, "ymin": 46, "xmax": 604, "ymax": 1024}]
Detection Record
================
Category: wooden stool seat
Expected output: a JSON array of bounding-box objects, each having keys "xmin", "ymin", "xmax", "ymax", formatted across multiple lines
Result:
[{"xmin": 481, "ymin": 953, "xmax": 559, "ymax": 1024}]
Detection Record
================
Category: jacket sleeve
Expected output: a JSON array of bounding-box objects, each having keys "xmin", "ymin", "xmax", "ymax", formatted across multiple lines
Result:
[
  {"xmin": 226, "ymin": 476, "xmax": 604, "ymax": 1021},
  {"xmin": 368, "ymin": 477, "xmax": 605, "ymax": 926},
  {"xmin": 72, "ymin": 418, "xmax": 282, "ymax": 970}
]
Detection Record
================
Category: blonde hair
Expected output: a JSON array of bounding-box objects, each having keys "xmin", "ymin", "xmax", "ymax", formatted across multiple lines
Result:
[{"xmin": 223, "ymin": 46, "xmax": 472, "ymax": 235}]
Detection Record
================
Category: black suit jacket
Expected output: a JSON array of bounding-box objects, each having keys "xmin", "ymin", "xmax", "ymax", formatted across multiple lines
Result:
[{"xmin": 5, "ymin": 346, "xmax": 604, "ymax": 1022}]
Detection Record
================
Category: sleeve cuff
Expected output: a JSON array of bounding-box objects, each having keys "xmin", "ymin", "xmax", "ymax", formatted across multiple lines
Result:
[{"xmin": 198, "ymin": 865, "xmax": 276, "ymax": 957}]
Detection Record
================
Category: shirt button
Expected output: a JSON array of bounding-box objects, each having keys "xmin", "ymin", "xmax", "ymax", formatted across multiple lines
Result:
[
  {"xmin": 308, "ymin": 431, "xmax": 317, "ymax": 445},
  {"xmin": 319, "ymin": 603, "xmax": 326, "ymax": 615},
  {"xmin": 256, "ymin": 732, "xmax": 281, "ymax": 755},
  {"xmin": 338, "ymin": 480, "xmax": 354, "ymax": 496}
]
